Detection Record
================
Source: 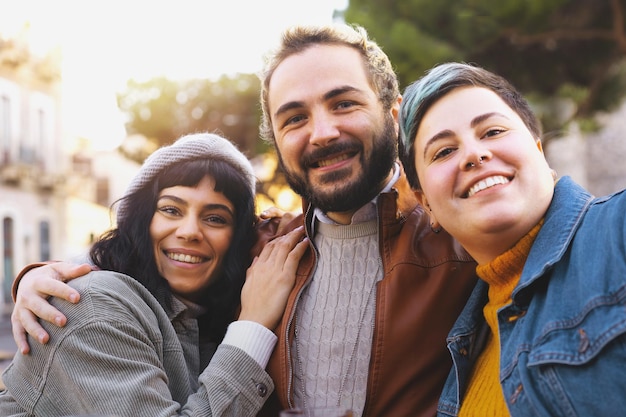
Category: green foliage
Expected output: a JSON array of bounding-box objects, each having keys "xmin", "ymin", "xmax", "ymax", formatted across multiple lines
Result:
[
  {"xmin": 345, "ymin": 0, "xmax": 626, "ymax": 139},
  {"xmin": 116, "ymin": 73, "xmax": 265, "ymax": 162}
]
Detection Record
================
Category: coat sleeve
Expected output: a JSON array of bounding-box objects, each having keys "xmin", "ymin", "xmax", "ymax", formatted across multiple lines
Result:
[{"xmin": 1, "ymin": 274, "xmax": 273, "ymax": 417}]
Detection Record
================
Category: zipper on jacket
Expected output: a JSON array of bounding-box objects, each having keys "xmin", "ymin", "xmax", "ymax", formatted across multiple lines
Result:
[{"xmin": 286, "ymin": 204, "xmax": 319, "ymax": 409}]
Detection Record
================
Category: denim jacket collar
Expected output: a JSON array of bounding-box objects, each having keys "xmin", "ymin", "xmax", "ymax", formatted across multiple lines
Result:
[{"xmin": 513, "ymin": 177, "xmax": 594, "ymax": 301}]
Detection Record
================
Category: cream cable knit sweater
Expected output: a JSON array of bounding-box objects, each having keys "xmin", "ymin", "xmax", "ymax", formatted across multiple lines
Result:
[{"xmin": 292, "ymin": 219, "xmax": 381, "ymax": 416}]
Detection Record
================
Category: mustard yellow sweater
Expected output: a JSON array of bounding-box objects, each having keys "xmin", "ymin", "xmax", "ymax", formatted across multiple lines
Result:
[{"xmin": 459, "ymin": 221, "xmax": 543, "ymax": 417}]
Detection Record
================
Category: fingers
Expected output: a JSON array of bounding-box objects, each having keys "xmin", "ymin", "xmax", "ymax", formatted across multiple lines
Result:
[
  {"xmin": 49, "ymin": 263, "xmax": 93, "ymax": 300},
  {"xmin": 239, "ymin": 226, "xmax": 308, "ymax": 329},
  {"xmin": 282, "ymin": 236, "xmax": 309, "ymax": 272},
  {"xmin": 11, "ymin": 312, "xmax": 31, "ymax": 354},
  {"xmin": 11, "ymin": 310, "xmax": 48, "ymax": 354},
  {"xmin": 19, "ymin": 280, "xmax": 70, "ymax": 325},
  {"xmin": 12, "ymin": 280, "xmax": 64, "ymax": 350},
  {"xmin": 275, "ymin": 212, "xmax": 299, "ymax": 236},
  {"xmin": 22, "ymin": 263, "xmax": 85, "ymax": 302},
  {"xmin": 259, "ymin": 206, "xmax": 286, "ymax": 219},
  {"xmin": 256, "ymin": 226, "xmax": 306, "ymax": 263},
  {"xmin": 259, "ymin": 207, "xmax": 301, "ymax": 237},
  {"xmin": 11, "ymin": 262, "xmax": 91, "ymax": 350}
]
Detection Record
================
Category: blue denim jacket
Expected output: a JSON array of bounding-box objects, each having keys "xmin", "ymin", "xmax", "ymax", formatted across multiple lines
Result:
[{"xmin": 437, "ymin": 176, "xmax": 626, "ymax": 417}]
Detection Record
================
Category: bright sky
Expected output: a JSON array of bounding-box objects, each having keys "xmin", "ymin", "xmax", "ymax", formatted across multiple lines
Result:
[{"xmin": 0, "ymin": 0, "xmax": 348, "ymax": 150}]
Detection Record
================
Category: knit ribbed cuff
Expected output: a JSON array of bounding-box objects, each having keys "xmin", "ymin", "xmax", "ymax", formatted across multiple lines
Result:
[{"xmin": 221, "ymin": 320, "xmax": 277, "ymax": 368}]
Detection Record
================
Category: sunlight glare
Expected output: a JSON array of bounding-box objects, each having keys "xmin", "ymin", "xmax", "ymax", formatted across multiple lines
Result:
[{"xmin": 0, "ymin": 0, "xmax": 348, "ymax": 150}]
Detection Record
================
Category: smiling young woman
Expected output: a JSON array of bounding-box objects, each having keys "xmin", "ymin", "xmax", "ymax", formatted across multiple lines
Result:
[
  {"xmin": 149, "ymin": 176, "xmax": 236, "ymax": 303},
  {"xmin": 399, "ymin": 62, "xmax": 626, "ymax": 417},
  {"xmin": 407, "ymin": 85, "xmax": 554, "ymax": 264},
  {"xmin": 0, "ymin": 133, "xmax": 308, "ymax": 416}
]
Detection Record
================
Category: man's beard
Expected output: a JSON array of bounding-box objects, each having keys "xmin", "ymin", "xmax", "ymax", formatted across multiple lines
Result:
[{"xmin": 278, "ymin": 114, "xmax": 397, "ymax": 213}]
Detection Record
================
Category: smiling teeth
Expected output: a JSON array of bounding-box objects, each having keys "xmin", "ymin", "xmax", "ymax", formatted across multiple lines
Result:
[
  {"xmin": 167, "ymin": 253, "xmax": 203, "ymax": 264},
  {"xmin": 318, "ymin": 155, "xmax": 349, "ymax": 167},
  {"xmin": 467, "ymin": 175, "xmax": 509, "ymax": 197}
]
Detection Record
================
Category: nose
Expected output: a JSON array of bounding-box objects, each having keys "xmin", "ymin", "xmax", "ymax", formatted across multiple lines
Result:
[
  {"xmin": 461, "ymin": 142, "xmax": 492, "ymax": 170},
  {"xmin": 176, "ymin": 217, "xmax": 202, "ymax": 242},
  {"xmin": 309, "ymin": 110, "xmax": 340, "ymax": 147}
]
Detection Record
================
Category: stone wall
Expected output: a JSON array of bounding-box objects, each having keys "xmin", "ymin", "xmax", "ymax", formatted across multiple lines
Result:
[{"xmin": 545, "ymin": 101, "xmax": 626, "ymax": 197}]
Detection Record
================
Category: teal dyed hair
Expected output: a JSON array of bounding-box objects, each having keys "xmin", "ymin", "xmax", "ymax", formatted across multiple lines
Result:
[{"xmin": 398, "ymin": 62, "xmax": 542, "ymax": 189}]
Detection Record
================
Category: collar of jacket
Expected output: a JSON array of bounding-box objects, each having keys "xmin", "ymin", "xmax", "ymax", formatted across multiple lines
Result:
[{"xmin": 514, "ymin": 176, "xmax": 593, "ymax": 303}]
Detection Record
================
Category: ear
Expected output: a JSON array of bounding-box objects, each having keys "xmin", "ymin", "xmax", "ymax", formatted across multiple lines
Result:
[
  {"xmin": 535, "ymin": 138, "xmax": 556, "ymax": 180},
  {"xmin": 415, "ymin": 190, "xmax": 441, "ymax": 231},
  {"xmin": 391, "ymin": 95, "xmax": 402, "ymax": 135},
  {"xmin": 535, "ymin": 138, "xmax": 544, "ymax": 153},
  {"xmin": 415, "ymin": 189, "xmax": 428, "ymax": 210}
]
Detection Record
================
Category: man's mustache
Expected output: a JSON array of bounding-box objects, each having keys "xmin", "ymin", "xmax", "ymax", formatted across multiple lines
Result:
[{"xmin": 300, "ymin": 142, "xmax": 363, "ymax": 167}]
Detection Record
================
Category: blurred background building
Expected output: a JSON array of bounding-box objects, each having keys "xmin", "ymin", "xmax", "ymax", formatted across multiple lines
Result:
[
  {"xmin": 0, "ymin": 30, "xmax": 66, "ymax": 308},
  {"xmin": 0, "ymin": 30, "xmax": 139, "ymax": 311}
]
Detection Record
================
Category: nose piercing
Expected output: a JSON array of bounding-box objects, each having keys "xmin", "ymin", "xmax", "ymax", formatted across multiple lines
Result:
[{"xmin": 468, "ymin": 156, "xmax": 486, "ymax": 168}]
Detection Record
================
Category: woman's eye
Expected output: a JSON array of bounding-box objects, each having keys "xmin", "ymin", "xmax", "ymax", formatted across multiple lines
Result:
[
  {"xmin": 432, "ymin": 147, "xmax": 454, "ymax": 161},
  {"xmin": 158, "ymin": 206, "xmax": 180, "ymax": 216},
  {"xmin": 204, "ymin": 215, "xmax": 229, "ymax": 225},
  {"xmin": 484, "ymin": 128, "xmax": 505, "ymax": 138}
]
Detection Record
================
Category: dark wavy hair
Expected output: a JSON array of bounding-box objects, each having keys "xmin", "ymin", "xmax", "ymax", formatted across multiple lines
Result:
[{"xmin": 89, "ymin": 158, "xmax": 256, "ymax": 342}]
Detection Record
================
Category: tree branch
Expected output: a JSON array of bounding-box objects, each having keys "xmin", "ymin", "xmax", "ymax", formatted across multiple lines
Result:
[
  {"xmin": 505, "ymin": 0, "xmax": 626, "ymax": 49},
  {"xmin": 610, "ymin": 0, "xmax": 626, "ymax": 53}
]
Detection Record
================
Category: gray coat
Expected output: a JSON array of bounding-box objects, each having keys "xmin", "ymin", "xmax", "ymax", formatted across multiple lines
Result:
[{"xmin": 0, "ymin": 270, "xmax": 273, "ymax": 416}]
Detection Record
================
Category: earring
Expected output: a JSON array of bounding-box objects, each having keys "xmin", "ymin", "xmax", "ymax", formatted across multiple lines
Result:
[{"xmin": 430, "ymin": 222, "xmax": 441, "ymax": 234}]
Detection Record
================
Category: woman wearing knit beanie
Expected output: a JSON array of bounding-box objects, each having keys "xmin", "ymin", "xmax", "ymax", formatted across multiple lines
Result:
[
  {"xmin": 399, "ymin": 63, "xmax": 626, "ymax": 416},
  {"xmin": 0, "ymin": 132, "xmax": 308, "ymax": 416}
]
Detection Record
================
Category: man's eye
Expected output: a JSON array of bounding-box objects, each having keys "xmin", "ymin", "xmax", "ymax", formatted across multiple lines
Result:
[
  {"xmin": 285, "ymin": 114, "xmax": 306, "ymax": 126},
  {"xmin": 336, "ymin": 101, "xmax": 354, "ymax": 110}
]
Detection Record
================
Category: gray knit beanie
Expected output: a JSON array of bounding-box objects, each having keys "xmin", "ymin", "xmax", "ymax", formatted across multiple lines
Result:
[{"xmin": 116, "ymin": 132, "xmax": 256, "ymax": 224}]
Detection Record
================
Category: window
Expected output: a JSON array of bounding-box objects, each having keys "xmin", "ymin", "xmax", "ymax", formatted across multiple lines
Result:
[
  {"xmin": 36, "ymin": 107, "xmax": 47, "ymax": 169},
  {"xmin": 2, "ymin": 217, "xmax": 14, "ymax": 304},
  {"xmin": 0, "ymin": 95, "xmax": 10, "ymax": 164},
  {"xmin": 40, "ymin": 220, "xmax": 50, "ymax": 261}
]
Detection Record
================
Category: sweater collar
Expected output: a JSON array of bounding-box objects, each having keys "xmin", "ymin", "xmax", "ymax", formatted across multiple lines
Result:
[
  {"xmin": 302, "ymin": 162, "xmax": 421, "ymax": 235},
  {"xmin": 477, "ymin": 219, "xmax": 543, "ymax": 305},
  {"xmin": 314, "ymin": 162, "xmax": 401, "ymax": 225}
]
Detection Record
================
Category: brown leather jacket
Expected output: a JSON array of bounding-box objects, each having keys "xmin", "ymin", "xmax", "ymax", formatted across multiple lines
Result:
[{"xmin": 254, "ymin": 169, "xmax": 477, "ymax": 417}]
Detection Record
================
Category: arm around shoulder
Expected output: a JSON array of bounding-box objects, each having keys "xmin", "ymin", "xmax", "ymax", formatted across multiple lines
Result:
[{"xmin": 11, "ymin": 261, "xmax": 55, "ymax": 302}]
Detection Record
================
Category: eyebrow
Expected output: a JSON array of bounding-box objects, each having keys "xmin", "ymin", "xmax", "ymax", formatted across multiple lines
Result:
[
  {"xmin": 157, "ymin": 195, "xmax": 234, "ymax": 216},
  {"xmin": 470, "ymin": 112, "xmax": 508, "ymax": 128},
  {"xmin": 422, "ymin": 112, "xmax": 510, "ymax": 159},
  {"xmin": 273, "ymin": 85, "xmax": 362, "ymax": 119}
]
